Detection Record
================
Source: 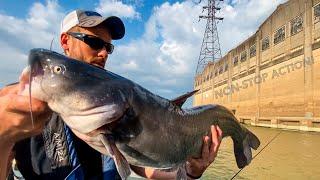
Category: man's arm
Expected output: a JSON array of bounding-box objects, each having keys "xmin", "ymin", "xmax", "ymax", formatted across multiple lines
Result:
[
  {"xmin": 0, "ymin": 142, "xmax": 14, "ymax": 180},
  {"xmin": 131, "ymin": 125, "xmax": 223, "ymax": 179},
  {"xmin": 0, "ymin": 84, "xmax": 51, "ymax": 180}
]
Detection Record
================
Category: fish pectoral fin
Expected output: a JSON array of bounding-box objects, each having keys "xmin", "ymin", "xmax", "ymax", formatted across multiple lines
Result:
[
  {"xmin": 113, "ymin": 149, "xmax": 131, "ymax": 180},
  {"xmin": 99, "ymin": 134, "xmax": 131, "ymax": 180},
  {"xmin": 171, "ymin": 90, "xmax": 199, "ymax": 107}
]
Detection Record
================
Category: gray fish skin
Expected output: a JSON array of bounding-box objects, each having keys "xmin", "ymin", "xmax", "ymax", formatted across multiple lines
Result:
[{"xmin": 24, "ymin": 48, "xmax": 260, "ymax": 170}]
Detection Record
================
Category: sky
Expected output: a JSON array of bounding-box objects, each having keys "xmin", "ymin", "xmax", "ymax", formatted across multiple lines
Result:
[{"xmin": 0, "ymin": 0, "xmax": 287, "ymax": 107}]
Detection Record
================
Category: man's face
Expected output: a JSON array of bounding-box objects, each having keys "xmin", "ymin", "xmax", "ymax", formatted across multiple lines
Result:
[
  {"xmin": 64, "ymin": 26, "xmax": 112, "ymax": 68},
  {"xmin": 60, "ymin": 26, "xmax": 114, "ymax": 148}
]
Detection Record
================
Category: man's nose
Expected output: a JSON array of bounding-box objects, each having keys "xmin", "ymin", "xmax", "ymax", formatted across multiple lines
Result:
[{"xmin": 97, "ymin": 47, "xmax": 108, "ymax": 59}]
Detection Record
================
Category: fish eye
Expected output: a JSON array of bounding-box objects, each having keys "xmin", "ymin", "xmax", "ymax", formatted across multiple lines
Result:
[{"xmin": 53, "ymin": 65, "xmax": 65, "ymax": 74}]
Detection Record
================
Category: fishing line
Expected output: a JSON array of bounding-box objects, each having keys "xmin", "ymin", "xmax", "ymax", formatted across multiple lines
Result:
[
  {"xmin": 50, "ymin": 37, "xmax": 54, "ymax": 50},
  {"xmin": 230, "ymin": 130, "xmax": 283, "ymax": 180},
  {"xmin": 29, "ymin": 66, "xmax": 34, "ymax": 128}
]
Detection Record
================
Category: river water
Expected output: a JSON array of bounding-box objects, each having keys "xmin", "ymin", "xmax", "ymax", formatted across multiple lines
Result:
[{"xmin": 203, "ymin": 126, "xmax": 320, "ymax": 180}]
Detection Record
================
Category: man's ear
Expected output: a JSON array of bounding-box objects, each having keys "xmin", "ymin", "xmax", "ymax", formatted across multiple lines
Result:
[{"xmin": 60, "ymin": 33, "xmax": 69, "ymax": 53}]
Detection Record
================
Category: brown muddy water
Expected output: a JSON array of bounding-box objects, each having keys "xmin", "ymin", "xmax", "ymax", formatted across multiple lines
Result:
[{"xmin": 203, "ymin": 126, "xmax": 320, "ymax": 180}]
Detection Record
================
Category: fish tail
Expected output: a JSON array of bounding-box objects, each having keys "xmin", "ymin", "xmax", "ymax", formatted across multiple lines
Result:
[
  {"xmin": 247, "ymin": 130, "xmax": 260, "ymax": 150},
  {"xmin": 233, "ymin": 129, "xmax": 261, "ymax": 168}
]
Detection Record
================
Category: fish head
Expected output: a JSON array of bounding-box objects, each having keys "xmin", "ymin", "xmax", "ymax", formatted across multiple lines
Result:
[
  {"xmin": 26, "ymin": 48, "xmax": 81, "ymax": 100},
  {"xmin": 20, "ymin": 48, "xmax": 129, "ymax": 136}
]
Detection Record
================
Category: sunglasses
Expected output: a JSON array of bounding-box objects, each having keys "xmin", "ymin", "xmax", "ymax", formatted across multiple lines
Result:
[{"xmin": 67, "ymin": 32, "xmax": 114, "ymax": 54}]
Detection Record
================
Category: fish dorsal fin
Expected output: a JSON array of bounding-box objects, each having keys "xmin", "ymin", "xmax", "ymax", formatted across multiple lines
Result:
[{"xmin": 171, "ymin": 89, "xmax": 199, "ymax": 107}]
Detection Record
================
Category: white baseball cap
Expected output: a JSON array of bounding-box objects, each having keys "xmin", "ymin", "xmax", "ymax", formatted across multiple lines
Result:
[{"xmin": 60, "ymin": 9, "xmax": 125, "ymax": 40}]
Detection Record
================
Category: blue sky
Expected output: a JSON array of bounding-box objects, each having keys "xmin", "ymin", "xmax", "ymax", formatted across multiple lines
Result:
[{"xmin": 0, "ymin": 0, "xmax": 286, "ymax": 107}]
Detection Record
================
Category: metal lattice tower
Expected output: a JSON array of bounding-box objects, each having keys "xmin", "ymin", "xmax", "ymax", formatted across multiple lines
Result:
[{"xmin": 195, "ymin": 0, "xmax": 224, "ymax": 75}]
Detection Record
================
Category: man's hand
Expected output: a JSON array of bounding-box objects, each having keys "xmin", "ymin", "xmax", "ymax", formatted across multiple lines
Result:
[
  {"xmin": 0, "ymin": 84, "xmax": 51, "ymax": 146},
  {"xmin": 0, "ymin": 84, "xmax": 51, "ymax": 180},
  {"xmin": 186, "ymin": 125, "xmax": 223, "ymax": 178},
  {"xmin": 130, "ymin": 125, "xmax": 222, "ymax": 180}
]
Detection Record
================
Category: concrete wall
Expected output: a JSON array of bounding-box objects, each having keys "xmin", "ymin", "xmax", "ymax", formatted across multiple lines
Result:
[{"xmin": 194, "ymin": 0, "xmax": 320, "ymax": 131}]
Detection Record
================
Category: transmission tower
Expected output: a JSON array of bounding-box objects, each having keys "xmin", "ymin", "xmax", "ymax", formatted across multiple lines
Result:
[{"xmin": 195, "ymin": 0, "xmax": 223, "ymax": 75}]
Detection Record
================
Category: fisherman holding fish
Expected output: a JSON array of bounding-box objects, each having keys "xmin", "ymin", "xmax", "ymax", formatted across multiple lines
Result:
[{"xmin": 0, "ymin": 10, "xmax": 223, "ymax": 180}]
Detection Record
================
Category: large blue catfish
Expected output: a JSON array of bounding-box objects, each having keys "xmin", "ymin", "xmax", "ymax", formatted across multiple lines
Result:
[{"xmin": 20, "ymin": 49, "xmax": 260, "ymax": 179}]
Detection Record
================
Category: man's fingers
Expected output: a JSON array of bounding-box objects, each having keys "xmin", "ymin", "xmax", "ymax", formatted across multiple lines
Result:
[
  {"xmin": 0, "ymin": 84, "xmax": 19, "ymax": 96},
  {"xmin": 217, "ymin": 126, "xmax": 223, "ymax": 140},
  {"xmin": 214, "ymin": 126, "xmax": 222, "ymax": 152},
  {"xmin": 6, "ymin": 94, "xmax": 48, "ymax": 114},
  {"xmin": 211, "ymin": 125, "xmax": 219, "ymax": 144},
  {"xmin": 208, "ymin": 125, "xmax": 222, "ymax": 162},
  {"xmin": 211, "ymin": 126, "xmax": 220, "ymax": 151},
  {"xmin": 201, "ymin": 136, "xmax": 210, "ymax": 159},
  {"xmin": 208, "ymin": 125, "xmax": 218, "ymax": 161}
]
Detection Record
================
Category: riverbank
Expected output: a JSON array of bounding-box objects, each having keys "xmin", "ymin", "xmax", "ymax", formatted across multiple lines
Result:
[{"xmin": 238, "ymin": 116, "xmax": 320, "ymax": 132}]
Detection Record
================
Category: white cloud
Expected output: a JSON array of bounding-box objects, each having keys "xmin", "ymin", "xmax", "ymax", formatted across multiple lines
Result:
[
  {"xmin": 0, "ymin": 1, "xmax": 63, "ymax": 48},
  {"xmin": 0, "ymin": 0, "xmax": 64, "ymax": 87},
  {"xmin": 27, "ymin": 1, "xmax": 62, "ymax": 30},
  {"xmin": 122, "ymin": 60, "xmax": 138, "ymax": 70},
  {"xmin": 218, "ymin": 0, "xmax": 288, "ymax": 54},
  {"xmin": 108, "ymin": 0, "xmax": 287, "ymax": 104},
  {"xmin": 108, "ymin": 1, "xmax": 204, "ymax": 100},
  {"xmin": 95, "ymin": 0, "xmax": 140, "ymax": 19},
  {"xmin": 0, "ymin": 41, "xmax": 28, "ymax": 87},
  {"xmin": 0, "ymin": 0, "xmax": 288, "ymax": 107}
]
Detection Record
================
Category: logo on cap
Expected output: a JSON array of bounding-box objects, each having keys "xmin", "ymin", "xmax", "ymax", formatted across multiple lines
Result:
[{"xmin": 84, "ymin": 11, "xmax": 102, "ymax": 17}]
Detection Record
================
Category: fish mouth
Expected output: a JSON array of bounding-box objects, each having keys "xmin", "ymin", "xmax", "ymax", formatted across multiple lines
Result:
[
  {"xmin": 17, "ymin": 49, "xmax": 47, "ymax": 127},
  {"xmin": 19, "ymin": 50, "xmax": 50, "ymax": 104},
  {"xmin": 29, "ymin": 49, "xmax": 45, "ymax": 77},
  {"xmin": 20, "ymin": 49, "xmax": 45, "ymax": 88},
  {"xmin": 19, "ymin": 65, "xmax": 44, "ymax": 97}
]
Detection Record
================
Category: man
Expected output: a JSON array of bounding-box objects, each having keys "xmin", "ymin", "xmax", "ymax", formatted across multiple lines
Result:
[{"xmin": 0, "ymin": 10, "xmax": 222, "ymax": 179}]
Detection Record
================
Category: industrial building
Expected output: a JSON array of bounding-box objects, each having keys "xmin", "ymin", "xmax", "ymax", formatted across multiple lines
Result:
[{"xmin": 194, "ymin": 0, "xmax": 320, "ymax": 131}]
